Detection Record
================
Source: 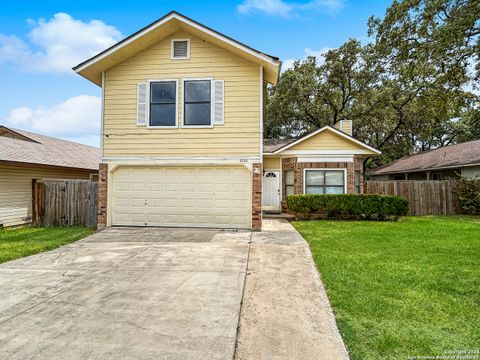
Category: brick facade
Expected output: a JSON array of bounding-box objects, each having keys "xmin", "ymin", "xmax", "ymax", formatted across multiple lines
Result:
[
  {"xmin": 97, "ymin": 163, "xmax": 108, "ymax": 230},
  {"xmin": 281, "ymin": 157, "xmax": 365, "ymax": 212},
  {"xmin": 252, "ymin": 163, "xmax": 262, "ymax": 231}
]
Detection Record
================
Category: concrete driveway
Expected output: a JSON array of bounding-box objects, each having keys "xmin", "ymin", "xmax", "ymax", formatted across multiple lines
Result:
[{"xmin": 0, "ymin": 220, "xmax": 348, "ymax": 360}]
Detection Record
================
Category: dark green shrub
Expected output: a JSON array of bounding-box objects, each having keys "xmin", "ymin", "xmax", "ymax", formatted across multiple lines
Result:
[
  {"xmin": 286, "ymin": 194, "xmax": 409, "ymax": 220},
  {"xmin": 454, "ymin": 176, "xmax": 480, "ymax": 215}
]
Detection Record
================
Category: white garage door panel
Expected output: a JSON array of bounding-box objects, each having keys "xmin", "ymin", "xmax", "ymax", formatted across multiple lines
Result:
[{"xmin": 111, "ymin": 166, "xmax": 251, "ymax": 228}]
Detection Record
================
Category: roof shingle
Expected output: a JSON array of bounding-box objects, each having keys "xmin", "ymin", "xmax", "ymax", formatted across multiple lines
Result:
[{"xmin": 0, "ymin": 126, "xmax": 100, "ymax": 171}]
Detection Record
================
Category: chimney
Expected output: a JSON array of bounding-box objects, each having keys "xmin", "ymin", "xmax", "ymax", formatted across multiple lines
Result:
[{"xmin": 333, "ymin": 120, "xmax": 352, "ymax": 136}]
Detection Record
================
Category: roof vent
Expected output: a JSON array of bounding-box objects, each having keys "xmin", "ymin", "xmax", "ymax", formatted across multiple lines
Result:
[{"xmin": 171, "ymin": 39, "xmax": 189, "ymax": 59}]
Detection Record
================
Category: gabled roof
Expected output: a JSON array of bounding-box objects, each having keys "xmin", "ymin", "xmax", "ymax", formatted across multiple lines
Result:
[
  {"xmin": 73, "ymin": 11, "xmax": 281, "ymax": 86},
  {"xmin": 263, "ymin": 126, "xmax": 381, "ymax": 155},
  {"xmin": 0, "ymin": 126, "xmax": 100, "ymax": 171},
  {"xmin": 369, "ymin": 139, "xmax": 480, "ymax": 175}
]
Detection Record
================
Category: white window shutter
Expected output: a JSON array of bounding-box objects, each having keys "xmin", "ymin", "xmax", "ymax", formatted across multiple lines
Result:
[
  {"xmin": 137, "ymin": 82, "xmax": 147, "ymax": 126},
  {"xmin": 213, "ymin": 80, "xmax": 224, "ymax": 125}
]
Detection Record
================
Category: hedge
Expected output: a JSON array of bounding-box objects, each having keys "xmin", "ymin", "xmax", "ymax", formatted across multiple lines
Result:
[{"xmin": 286, "ymin": 194, "xmax": 409, "ymax": 220}]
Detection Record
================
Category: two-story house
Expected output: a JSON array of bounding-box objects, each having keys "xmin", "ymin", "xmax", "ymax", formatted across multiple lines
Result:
[{"xmin": 74, "ymin": 11, "xmax": 379, "ymax": 231}]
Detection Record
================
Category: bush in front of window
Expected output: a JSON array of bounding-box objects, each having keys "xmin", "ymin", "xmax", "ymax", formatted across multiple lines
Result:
[{"xmin": 286, "ymin": 194, "xmax": 409, "ymax": 221}]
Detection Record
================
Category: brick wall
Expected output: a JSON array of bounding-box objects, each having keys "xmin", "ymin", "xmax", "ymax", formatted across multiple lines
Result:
[
  {"xmin": 252, "ymin": 163, "xmax": 262, "ymax": 231},
  {"xmin": 97, "ymin": 163, "xmax": 108, "ymax": 230},
  {"xmin": 281, "ymin": 157, "xmax": 365, "ymax": 212}
]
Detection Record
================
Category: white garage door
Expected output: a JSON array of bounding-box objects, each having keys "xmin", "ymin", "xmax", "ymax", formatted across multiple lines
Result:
[{"xmin": 111, "ymin": 166, "xmax": 252, "ymax": 229}]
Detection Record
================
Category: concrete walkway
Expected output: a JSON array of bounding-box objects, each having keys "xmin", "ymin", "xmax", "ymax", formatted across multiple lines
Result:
[
  {"xmin": 235, "ymin": 219, "xmax": 349, "ymax": 360},
  {"xmin": 0, "ymin": 221, "xmax": 348, "ymax": 359}
]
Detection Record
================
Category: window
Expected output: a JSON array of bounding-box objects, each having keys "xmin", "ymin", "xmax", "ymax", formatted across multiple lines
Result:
[
  {"xmin": 304, "ymin": 170, "xmax": 345, "ymax": 194},
  {"xmin": 149, "ymin": 81, "xmax": 176, "ymax": 127},
  {"xmin": 285, "ymin": 171, "xmax": 295, "ymax": 197},
  {"xmin": 183, "ymin": 80, "xmax": 211, "ymax": 126},
  {"xmin": 171, "ymin": 39, "xmax": 190, "ymax": 59},
  {"xmin": 355, "ymin": 171, "xmax": 361, "ymax": 194}
]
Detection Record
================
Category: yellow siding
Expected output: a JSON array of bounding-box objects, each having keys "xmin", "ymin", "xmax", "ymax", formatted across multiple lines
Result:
[
  {"xmin": 263, "ymin": 156, "xmax": 281, "ymax": 169},
  {"xmin": 289, "ymin": 129, "xmax": 367, "ymax": 151},
  {"xmin": 0, "ymin": 163, "xmax": 93, "ymax": 227},
  {"xmin": 103, "ymin": 30, "xmax": 261, "ymax": 157}
]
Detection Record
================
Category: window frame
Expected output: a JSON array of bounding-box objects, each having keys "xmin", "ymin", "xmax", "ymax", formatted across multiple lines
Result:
[
  {"xmin": 171, "ymin": 38, "xmax": 190, "ymax": 60},
  {"xmin": 303, "ymin": 168, "xmax": 347, "ymax": 195},
  {"xmin": 181, "ymin": 78, "xmax": 214, "ymax": 128},
  {"xmin": 146, "ymin": 79, "xmax": 178, "ymax": 129},
  {"xmin": 285, "ymin": 170, "xmax": 295, "ymax": 198}
]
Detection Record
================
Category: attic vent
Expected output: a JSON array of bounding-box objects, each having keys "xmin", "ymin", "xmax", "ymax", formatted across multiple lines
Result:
[{"xmin": 171, "ymin": 39, "xmax": 190, "ymax": 59}]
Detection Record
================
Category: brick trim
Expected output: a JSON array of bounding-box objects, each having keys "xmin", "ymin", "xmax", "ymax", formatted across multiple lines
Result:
[
  {"xmin": 97, "ymin": 163, "xmax": 108, "ymax": 230},
  {"xmin": 252, "ymin": 163, "xmax": 262, "ymax": 231}
]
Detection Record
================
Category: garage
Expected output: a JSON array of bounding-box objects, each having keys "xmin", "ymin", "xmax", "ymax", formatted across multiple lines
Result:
[{"xmin": 111, "ymin": 166, "xmax": 252, "ymax": 229}]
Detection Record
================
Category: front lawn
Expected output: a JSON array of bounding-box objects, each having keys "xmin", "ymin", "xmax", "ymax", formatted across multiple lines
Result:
[
  {"xmin": 0, "ymin": 226, "xmax": 95, "ymax": 264},
  {"xmin": 293, "ymin": 216, "xmax": 480, "ymax": 360}
]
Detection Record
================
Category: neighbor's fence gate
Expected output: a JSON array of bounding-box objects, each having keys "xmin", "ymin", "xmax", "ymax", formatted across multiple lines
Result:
[
  {"xmin": 33, "ymin": 179, "xmax": 98, "ymax": 227},
  {"xmin": 365, "ymin": 180, "xmax": 461, "ymax": 215}
]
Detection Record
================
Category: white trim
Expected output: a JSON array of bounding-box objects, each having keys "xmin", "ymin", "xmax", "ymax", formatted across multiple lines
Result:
[
  {"xmin": 272, "ymin": 126, "xmax": 381, "ymax": 155},
  {"xmin": 181, "ymin": 78, "xmax": 214, "ymax": 128},
  {"xmin": 100, "ymin": 71, "xmax": 105, "ymax": 160},
  {"xmin": 274, "ymin": 149, "xmax": 375, "ymax": 155},
  {"xmin": 74, "ymin": 12, "xmax": 279, "ymax": 73},
  {"xmin": 297, "ymin": 156, "xmax": 354, "ymax": 163},
  {"xmin": 259, "ymin": 66, "xmax": 263, "ymax": 163},
  {"xmin": 146, "ymin": 79, "xmax": 179, "ymax": 128},
  {"xmin": 303, "ymin": 168, "xmax": 348, "ymax": 194},
  {"xmin": 170, "ymin": 38, "xmax": 190, "ymax": 60}
]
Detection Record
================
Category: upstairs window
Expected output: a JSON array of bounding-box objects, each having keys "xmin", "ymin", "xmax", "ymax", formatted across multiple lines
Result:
[
  {"xmin": 171, "ymin": 39, "xmax": 190, "ymax": 60},
  {"xmin": 183, "ymin": 80, "xmax": 211, "ymax": 126},
  {"xmin": 149, "ymin": 81, "xmax": 177, "ymax": 127}
]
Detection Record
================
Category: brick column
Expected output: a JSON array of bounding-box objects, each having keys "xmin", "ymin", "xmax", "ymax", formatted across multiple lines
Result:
[
  {"xmin": 97, "ymin": 163, "xmax": 108, "ymax": 230},
  {"xmin": 252, "ymin": 163, "xmax": 262, "ymax": 231}
]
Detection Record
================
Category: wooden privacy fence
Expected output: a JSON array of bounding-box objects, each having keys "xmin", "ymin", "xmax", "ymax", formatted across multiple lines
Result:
[
  {"xmin": 33, "ymin": 180, "xmax": 98, "ymax": 227},
  {"xmin": 365, "ymin": 180, "xmax": 461, "ymax": 215}
]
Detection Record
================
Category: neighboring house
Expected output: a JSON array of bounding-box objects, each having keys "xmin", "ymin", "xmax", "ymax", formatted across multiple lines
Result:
[
  {"xmin": 0, "ymin": 126, "xmax": 99, "ymax": 227},
  {"xmin": 369, "ymin": 139, "xmax": 480, "ymax": 181},
  {"xmin": 74, "ymin": 11, "xmax": 380, "ymax": 231}
]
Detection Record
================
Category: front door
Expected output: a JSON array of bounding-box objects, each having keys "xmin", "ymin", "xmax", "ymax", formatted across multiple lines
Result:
[{"xmin": 262, "ymin": 171, "xmax": 280, "ymax": 211}]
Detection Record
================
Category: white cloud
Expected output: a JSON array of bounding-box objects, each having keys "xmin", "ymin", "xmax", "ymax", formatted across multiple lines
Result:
[
  {"xmin": 0, "ymin": 13, "xmax": 122, "ymax": 73},
  {"xmin": 5, "ymin": 95, "xmax": 101, "ymax": 147},
  {"xmin": 237, "ymin": 0, "xmax": 345, "ymax": 17},
  {"xmin": 282, "ymin": 47, "xmax": 333, "ymax": 71}
]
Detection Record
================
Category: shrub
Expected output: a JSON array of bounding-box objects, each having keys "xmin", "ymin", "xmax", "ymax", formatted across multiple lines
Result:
[
  {"xmin": 454, "ymin": 176, "xmax": 480, "ymax": 215},
  {"xmin": 286, "ymin": 194, "xmax": 409, "ymax": 220}
]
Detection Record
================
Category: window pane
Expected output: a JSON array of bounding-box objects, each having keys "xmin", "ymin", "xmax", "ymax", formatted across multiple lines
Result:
[
  {"xmin": 355, "ymin": 171, "xmax": 361, "ymax": 186},
  {"xmin": 306, "ymin": 185, "xmax": 324, "ymax": 194},
  {"xmin": 286, "ymin": 171, "xmax": 294, "ymax": 186},
  {"xmin": 326, "ymin": 186, "xmax": 344, "ymax": 194},
  {"xmin": 184, "ymin": 103, "xmax": 211, "ymax": 125},
  {"xmin": 325, "ymin": 171, "xmax": 344, "ymax": 186},
  {"xmin": 185, "ymin": 81, "xmax": 211, "ymax": 102},
  {"xmin": 151, "ymin": 82, "xmax": 176, "ymax": 103},
  {"xmin": 150, "ymin": 104, "xmax": 176, "ymax": 126},
  {"xmin": 286, "ymin": 185, "xmax": 295, "ymax": 196},
  {"xmin": 306, "ymin": 171, "xmax": 324, "ymax": 186}
]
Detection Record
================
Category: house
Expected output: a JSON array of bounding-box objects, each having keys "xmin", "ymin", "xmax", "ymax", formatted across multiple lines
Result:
[
  {"xmin": 0, "ymin": 126, "xmax": 99, "ymax": 227},
  {"xmin": 369, "ymin": 139, "xmax": 480, "ymax": 180},
  {"xmin": 74, "ymin": 11, "xmax": 380, "ymax": 231}
]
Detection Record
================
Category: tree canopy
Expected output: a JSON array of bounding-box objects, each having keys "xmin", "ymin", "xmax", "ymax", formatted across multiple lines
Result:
[{"xmin": 266, "ymin": 0, "xmax": 480, "ymax": 168}]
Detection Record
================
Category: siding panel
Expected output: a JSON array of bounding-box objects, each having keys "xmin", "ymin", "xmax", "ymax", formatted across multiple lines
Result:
[{"xmin": 104, "ymin": 30, "xmax": 261, "ymax": 157}]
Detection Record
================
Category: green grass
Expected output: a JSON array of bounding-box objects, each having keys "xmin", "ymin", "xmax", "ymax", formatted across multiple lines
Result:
[
  {"xmin": 0, "ymin": 226, "xmax": 95, "ymax": 264},
  {"xmin": 292, "ymin": 216, "xmax": 480, "ymax": 360}
]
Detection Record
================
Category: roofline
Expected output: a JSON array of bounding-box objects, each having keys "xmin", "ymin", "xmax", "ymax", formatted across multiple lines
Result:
[
  {"xmin": 0, "ymin": 125, "xmax": 40, "ymax": 144},
  {"xmin": 0, "ymin": 159, "xmax": 99, "ymax": 172},
  {"xmin": 73, "ymin": 11, "xmax": 280, "ymax": 73},
  {"xmin": 369, "ymin": 162, "xmax": 480, "ymax": 175},
  {"xmin": 271, "ymin": 126, "xmax": 381, "ymax": 155}
]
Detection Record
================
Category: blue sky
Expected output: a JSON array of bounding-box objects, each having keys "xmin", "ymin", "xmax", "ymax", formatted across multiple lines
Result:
[{"xmin": 0, "ymin": 0, "xmax": 391, "ymax": 146}]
